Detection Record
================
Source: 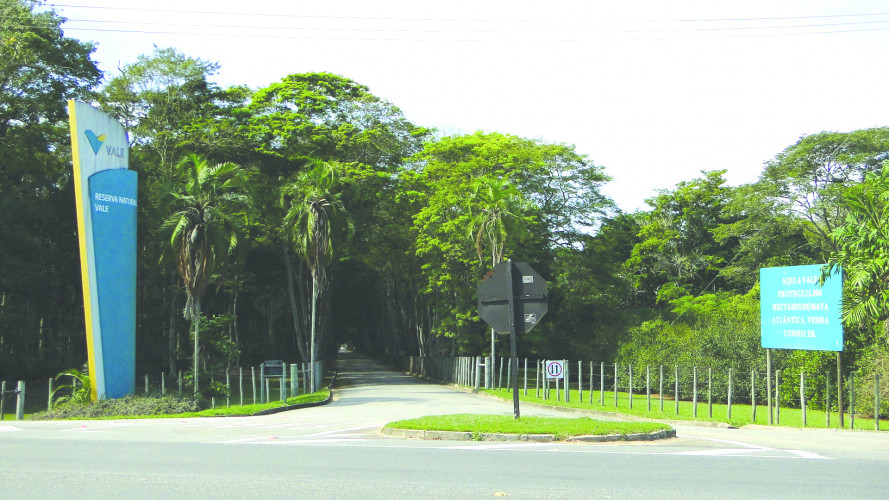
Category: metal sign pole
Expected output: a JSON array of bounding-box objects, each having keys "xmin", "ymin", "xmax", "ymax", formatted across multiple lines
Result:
[{"xmin": 505, "ymin": 261, "xmax": 520, "ymax": 419}]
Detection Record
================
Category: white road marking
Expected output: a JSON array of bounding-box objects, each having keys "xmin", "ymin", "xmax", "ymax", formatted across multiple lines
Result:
[
  {"xmin": 0, "ymin": 426, "xmax": 22, "ymax": 433},
  {"xmin": 787, "ymin": 449, "xmax": 830, "ymax": 460},
  {"xmin": 442, "ymin": 442, "xmax": 562, "ymax": 450},
  {"xmin": 676, "ymin": 434, "xmax": 770, "ymax": 449},
  {"xmin": 61, "ymin": 422, "xmax": 139, "ymax": 432}
]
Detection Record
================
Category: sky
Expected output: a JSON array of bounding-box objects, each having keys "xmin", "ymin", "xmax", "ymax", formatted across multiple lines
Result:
[{"xmin": 47, "ymin": 1, "xmax": 889, "ymax": 212}]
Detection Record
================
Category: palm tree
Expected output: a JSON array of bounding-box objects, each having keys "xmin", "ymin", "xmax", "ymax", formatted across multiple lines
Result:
[
  {"xmin": 467, "ymin": 174, "xmax": 528, "ymax": 379},
  {"xmin": 467, "ymin": 174, "xmax": 528, "ymax": 267},
  {"xmin": 281, "ymin": 160, "xmax": 350, "ymax": 391},
  {"xmin": 164, "ymin": 154, "xmax": 249, "ymax": 397}
]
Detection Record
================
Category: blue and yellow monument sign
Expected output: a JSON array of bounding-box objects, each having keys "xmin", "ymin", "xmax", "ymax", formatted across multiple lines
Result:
[
  {"xmin": 68, "ymin": 101, "xmax": 137, "ymax": 400},
  {"xmin": 760, "ymin": 264, "xmax": 843, "ymax": 352}
]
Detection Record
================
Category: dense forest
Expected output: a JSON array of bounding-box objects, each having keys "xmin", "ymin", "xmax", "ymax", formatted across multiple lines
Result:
[{"xmin": 2, "ymin": 1, "xmax": 888, "ymax": 407}]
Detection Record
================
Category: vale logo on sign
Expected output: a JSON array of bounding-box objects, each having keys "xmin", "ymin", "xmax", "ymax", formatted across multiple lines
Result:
[
  {"xmin": 84, "ymin": 130, "xmax": 125, "ymax": 159},
  {"xmin": 84, "ymin": 130, "xmax": 106, "ymax": 155}
]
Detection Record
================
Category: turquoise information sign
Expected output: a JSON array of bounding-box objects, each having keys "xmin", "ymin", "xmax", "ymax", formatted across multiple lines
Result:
[
  {"xmin": 760, "ymin": 264, "xmax": 843, "ymax": 351},
  {"xmin": 89, "ymin": 169, "xmax": 137, "ymax": 398}
]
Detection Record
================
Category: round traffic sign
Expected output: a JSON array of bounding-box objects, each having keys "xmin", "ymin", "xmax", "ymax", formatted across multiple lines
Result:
[{"xmin": 545, "ymin": 360, "xmax": 564, "ymax": 379}]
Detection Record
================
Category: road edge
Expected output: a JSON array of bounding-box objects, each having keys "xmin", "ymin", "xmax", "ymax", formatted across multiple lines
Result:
[{"xmin": 380, "ymin": 427, "xmax": 676, "ymax": 443}]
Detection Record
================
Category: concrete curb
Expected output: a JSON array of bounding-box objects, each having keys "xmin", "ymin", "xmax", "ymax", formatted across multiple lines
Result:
[
  {"xmin": 252, "ymin": 370, "xmax": 338, "ymax": 416},
  {"xmin": 251, "ymin": 390, "xmax": 334, "ymax": 416},
  {"xmin": 380, "ymin": 427, "xmax": 675, "ymax": 443}
]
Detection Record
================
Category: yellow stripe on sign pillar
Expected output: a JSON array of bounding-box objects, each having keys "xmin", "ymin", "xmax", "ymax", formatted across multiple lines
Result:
[{"xmin": 68, "ymin": 100, "xmax": 136, "ymax": 400}]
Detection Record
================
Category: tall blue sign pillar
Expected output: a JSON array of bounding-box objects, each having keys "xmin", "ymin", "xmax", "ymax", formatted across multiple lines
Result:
[{"xmin": 68, "ymin": 101, "xmax": 137, "ymax": 400}]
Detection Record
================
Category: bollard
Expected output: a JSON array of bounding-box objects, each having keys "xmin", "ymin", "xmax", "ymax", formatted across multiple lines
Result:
[
  {"xmin": 775, "ymin": 370, "xmax": 781, "ymax": 425},
  {"xmin": 564, "ymin": 361, "xmax": 569, "ymax": 403},
  {"xmin": 646, "ymin": 365, "xmax": 651, "ymax": 412},
  {"xmin": 144, "ymin": 374, "xmax": 149, "ymax": 394},
  {"xmin": 708, "ymin": 368, "xmax": 713, "ymax": 418},
  {"xmin": 874, "ymin": 373, "xmax": 880, "ymax": 431},
  {"xmin": 240, "ymin": 367, "xmax": 244, "ymax": 406},
  {"xmin": 226, "ymin": 370, "xmax": 231, "ymax": 408},
  {"xmin": 578, "ymin": 361, "xmax": 583, "ymax": 403},
  {"xmin": 800, "ymin": 371, "xmax": 806, "ymax": 427},
  {"xmin": 291, "ymin": 364, "xmax": 298, "ymax": 397},
  {"xmin": 251, "ymin": 367, "xmax": 257, "ymax": 404},
  {"xmin": 476, "ymin": 356, "xmax": 482, "ymax": 390},
  {"xmin": 727, "ymin": 368, "xmax": 733, "ymax": 420},
  {"xmin": 659, "ymin": 365, "xmax": 664, "ymax": 412},
  {"xmin": 751, "ymin": 369, "xmax": 756, "ymax": 423},
  {"xmin": 628, "ymin": 365, "xmax": 633, "ymax": 409},
  {"xmin": 535, "ymin": 360, "xmax": 540, "ymax": 398},
  {"xmin": 281, "ymin": 363, "xmax": 287, "ymax": 403},
  {"xmin": 1, "ymin": 380, "xmax": 6, "ymax": 420},
  {"xmin": 524, "ymin": 358, "xmax": 528, "ymax": 396},
  {"xmin": 590, "ymin": 362, "xmax": 595, "ymax": 405},
  {"xmin": 826, "ymin": 370, "xmax": 830, "ymax": 428},
  {"xmin": 692, "ymin": 367, "xmax": 697, "ymax": 418},
  {"xmin": 47, "ymin": 377, "xmax": 53, "ymax": 411},
  {"xmin": 485, "ymin": 357, "xmax": 491, "ymax": 390},
  {"xmin": 600, "ymin": 362, "xmax": 604, "ymax": 406},
  {"xmin": 614, "ymin": 363, "xmax": 619, "ymax": 407},
  {"xmin": 260, "ymin": 364, "xmax": 266, "ymax": 403},
  {"xmin": 178, "ymin": 370, "xmax": 183, "ymax": 396},
  {"xmin": 16, "ymin": 381, "xmax": 25, "ymax": 421},
  {"xmin": 674, "ymin": 365, "xmax": 679, "ymax": 416},
  {"xmin": 162, "ymin": 372, "xmax": 166, "ymax": 395},
  {"xmin": 850, "ymin": 371, "xmax": 855, "ymax": 429}
]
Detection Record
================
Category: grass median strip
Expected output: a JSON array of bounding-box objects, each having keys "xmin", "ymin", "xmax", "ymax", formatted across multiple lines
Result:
[{"xmin": 385, "ymin": 414, "xmax": 671, "ymax": 440}]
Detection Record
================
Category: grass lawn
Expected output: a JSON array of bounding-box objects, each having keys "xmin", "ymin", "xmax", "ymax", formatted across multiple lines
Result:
[
  {"xmin": 482, "ymin": 387, "xmax": 889, "ymax": 431},
  {"xmin": 385, "ymin": 413, "xmax": 671, "ymax": 439},
  {"xmin": 159, "ymin": 390, "xmax": 330, "ymax": 418}
]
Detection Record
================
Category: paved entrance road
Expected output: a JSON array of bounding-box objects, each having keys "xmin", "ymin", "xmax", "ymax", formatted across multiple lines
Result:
[{"xmin": 1, "ymin": 354, "xmax": 887, "ymax": 499}]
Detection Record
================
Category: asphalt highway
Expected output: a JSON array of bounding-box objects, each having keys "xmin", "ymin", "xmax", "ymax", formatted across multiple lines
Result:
[{"xmin": 1, "ymin": 354, "xmax": 887, "ymax": 499}]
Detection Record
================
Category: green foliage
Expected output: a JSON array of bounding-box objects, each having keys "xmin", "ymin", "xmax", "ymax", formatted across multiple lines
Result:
[
  {"xmin": 626, "ymin": 170, "xmax": 741, "ymax": 307},
  {"xmin": 409, "ymin": 131, "xmax": 611, "ymax": 346},
  {"xmin": 851, "ymin": 343, "xmax": 889, "ymax": 418},
  {"xmin": 0, "ymin": 0, "xmax": 102, "ymax": 380},
  {"xmin": 30, "ymin": 395, "xmax": 200, "ymax": 420},
  {"xmin": 827, "ymin": 167, "xmax": 889, "ymax": 331},
  {"xmin": 759, "ymin": 128, "xmax": 889, "ymax": 253},
  {"xmin": 619, "ymin": 290, "xmax": 763, "ymax": 376},
  {"xmin": 51, "ymin": 366, "xmax": 91, "ymax": 405},
  {"xmin": 163, "ymin": 154, "xmax": 250, "ymax": 396},
  {"xmin": 7, "ymin": 15, "xmax": 889, "ymax": 396}
]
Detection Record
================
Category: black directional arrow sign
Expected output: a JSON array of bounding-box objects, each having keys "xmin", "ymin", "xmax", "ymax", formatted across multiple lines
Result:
[{"xmin": 477, "ymin": 261, "xmax": 548, "ymax": 419}]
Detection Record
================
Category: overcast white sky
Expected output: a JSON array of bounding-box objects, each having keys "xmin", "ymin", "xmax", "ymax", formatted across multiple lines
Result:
[{"xmin": 50, "ymin": 0, "xmax": 889, "ymax": 212}]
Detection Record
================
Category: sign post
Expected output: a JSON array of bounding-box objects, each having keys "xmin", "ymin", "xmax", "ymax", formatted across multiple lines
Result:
[{"xmin": 478, "ymin": 261, "xmax": 548, "ymax": 419}]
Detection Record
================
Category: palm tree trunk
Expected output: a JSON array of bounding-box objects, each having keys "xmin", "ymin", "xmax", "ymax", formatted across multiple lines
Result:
[
  {"xmin": 193, "ymin": 301, "xmax": 201, "ymax": 398},
  {"xmin": 310, "ymin": 274, "xmax": 319, "ymax": 392},
  {"xmin": 281, "ymin": 244, "xmax": 309, "ymax": 364}
]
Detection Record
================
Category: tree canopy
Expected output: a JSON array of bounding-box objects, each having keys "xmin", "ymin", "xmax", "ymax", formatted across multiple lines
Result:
[{"xmin": 3, "ymin": 3, "xmax": 889, "ymax": 415}]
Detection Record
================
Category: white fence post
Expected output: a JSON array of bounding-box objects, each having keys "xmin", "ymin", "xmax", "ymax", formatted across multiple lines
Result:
[{"xmin": 16, "ymin": 381, "xmax": 25, "ymax": 420}]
